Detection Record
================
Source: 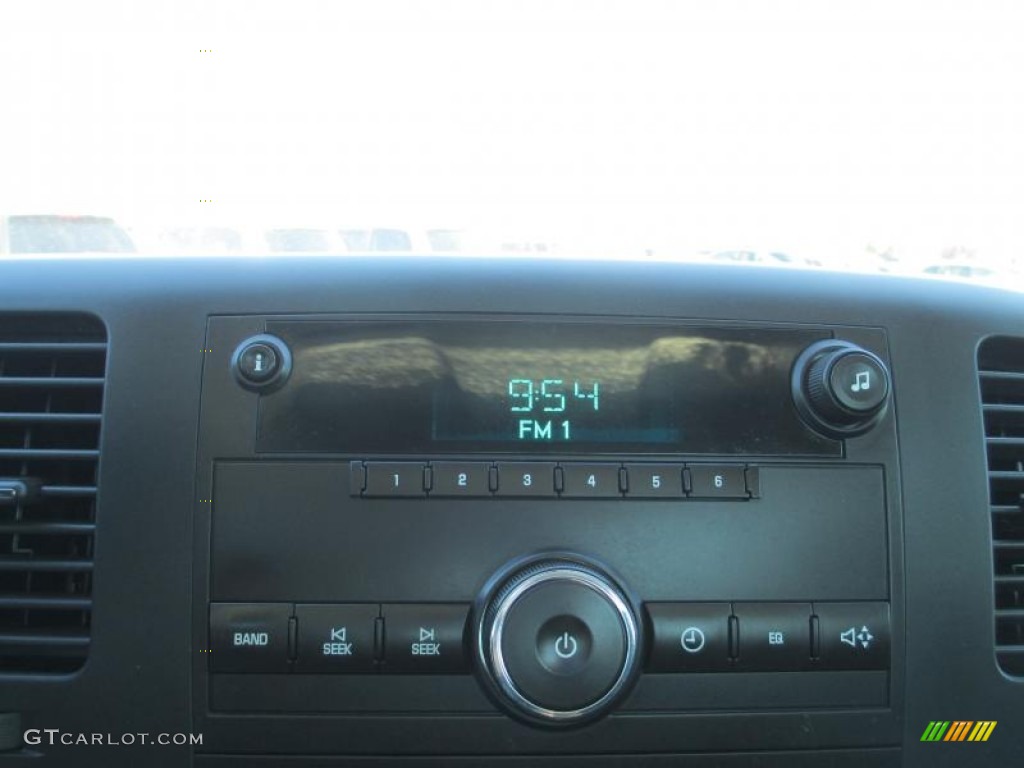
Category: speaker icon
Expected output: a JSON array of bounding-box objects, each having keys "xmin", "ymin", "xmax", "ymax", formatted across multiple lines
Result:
[{"xmin": 840, "ymin": 625, "xmax": 874, "ymax": 650}]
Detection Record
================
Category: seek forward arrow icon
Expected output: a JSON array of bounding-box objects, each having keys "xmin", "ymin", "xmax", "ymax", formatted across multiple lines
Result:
[{"xmin": 419, "ymin": 627, "xmax": 436, "ymax": 642}]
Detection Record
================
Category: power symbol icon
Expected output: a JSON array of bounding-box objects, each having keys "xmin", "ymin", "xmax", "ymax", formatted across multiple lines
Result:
[{"xmin": 554, "ymin": 631, "xmax": 578, "ymax": 659}]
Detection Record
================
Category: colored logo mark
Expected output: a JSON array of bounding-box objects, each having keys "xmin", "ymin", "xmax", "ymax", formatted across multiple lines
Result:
[{"xmin": 920, "ymin": 721, "xmax": 996, "ymax": 742}]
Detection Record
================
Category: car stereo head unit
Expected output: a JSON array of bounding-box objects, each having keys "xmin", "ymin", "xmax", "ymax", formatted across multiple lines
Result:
[{"xmin": 194, "ymin": 313, "xmax": 902, "ymax": 754}]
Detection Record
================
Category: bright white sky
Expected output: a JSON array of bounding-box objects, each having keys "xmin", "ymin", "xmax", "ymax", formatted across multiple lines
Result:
[{"xmin": 2, "ymin": 0, "xmax": 1024, "ymax": 263}]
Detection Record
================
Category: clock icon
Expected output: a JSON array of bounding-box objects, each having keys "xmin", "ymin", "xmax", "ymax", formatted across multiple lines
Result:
[{"xmin": 680, "ymin": 627, "xmax": 706, "ymax": 654}]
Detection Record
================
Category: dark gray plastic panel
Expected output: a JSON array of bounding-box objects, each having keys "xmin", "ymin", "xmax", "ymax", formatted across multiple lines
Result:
[
  {"xmin": 0, "ymin": 255, "xmax": 1021, "ymax": 766},
  {"xmin": 210, "ymin": 462, "xmax": 888, "ymax": 602}
]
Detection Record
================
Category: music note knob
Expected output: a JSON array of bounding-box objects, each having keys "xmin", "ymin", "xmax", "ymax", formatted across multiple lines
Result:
[{"xmin": 792, "ymin": 341, "xmax": 891, "ymax": 437}]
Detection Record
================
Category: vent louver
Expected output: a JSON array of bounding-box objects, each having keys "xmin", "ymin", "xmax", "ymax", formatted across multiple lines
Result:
[
  {"xmin": 0, "ymin": 313, "xmax": 105, "ymax": 673},
  {"xmin": 979, "ymin": 336, "xmax": 1024, "ymax": 677}
]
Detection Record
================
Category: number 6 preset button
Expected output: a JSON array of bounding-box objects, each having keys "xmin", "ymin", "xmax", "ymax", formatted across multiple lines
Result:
[
  {"xmin": 494, "ymin": 462, "xmax": 558, "ymax": 497},
  {"xmin": 430, "ymin": 462, "xmax": 492, "ymax": 497},
  {"xmin": 559, "ymin": 463, "xmax": 622, "ymax": 498},
  {"xmin": 688, "ymin": 465, "xmax": 748, "ymax": 499}
]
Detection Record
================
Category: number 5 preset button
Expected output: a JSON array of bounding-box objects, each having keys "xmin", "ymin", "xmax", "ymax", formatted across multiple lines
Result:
[
  {"xmin": 494, "ymin": 462, "xmax": 558, "ymax": 497},
  {"xmin": 363, "ymin": 462, "xmax": 427, "ymax": 497},
  {"xmin": 624, "ymin": 464, "xmax": 685, "ymax": 498}
]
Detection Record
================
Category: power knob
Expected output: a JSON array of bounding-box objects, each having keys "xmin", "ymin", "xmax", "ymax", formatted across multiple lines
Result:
[
  {"xmin": 473, "ymin": 555, "xmax": 642, "ymax": 728},
  {"xmin": 792, "ymin": 340, "xmax": 891, "ymax": 438}
]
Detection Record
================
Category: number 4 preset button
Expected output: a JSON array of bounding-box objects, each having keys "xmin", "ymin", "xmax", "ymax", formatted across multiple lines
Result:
[{"xmin": 559, "ymin": 463, "xmax": 622, "ymax": 498}]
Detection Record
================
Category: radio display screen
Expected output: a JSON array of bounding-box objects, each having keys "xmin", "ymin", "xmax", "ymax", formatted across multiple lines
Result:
[{"xmin": 258, "ymin": 319, "xmax": 839, "ymax": 456}]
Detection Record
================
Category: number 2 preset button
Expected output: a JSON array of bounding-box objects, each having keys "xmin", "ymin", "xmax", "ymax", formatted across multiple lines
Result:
[
  {"xmin": 430, "ymin": 462, "xmax": 491, "ymax": 497},
  {"xmin": 363, "ymin": 462, "xmax": 427, "ymax": 497},
  {"xmin": 495, "ymin": 462, "xmax": 558, "ymax": 497},
  {"xmin": 559, "ymin": 463, "xmax": 622, "ymax": 498}
]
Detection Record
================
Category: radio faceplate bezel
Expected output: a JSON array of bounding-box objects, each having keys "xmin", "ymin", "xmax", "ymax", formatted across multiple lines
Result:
[{"xmin": 192, "ymin": 313, "xmax": 904, "ymax": 757}]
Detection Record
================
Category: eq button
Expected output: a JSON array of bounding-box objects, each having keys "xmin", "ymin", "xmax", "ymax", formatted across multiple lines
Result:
[{"xmin": 734, "ymin": 602, "xmax": 812, "ymax": 671}]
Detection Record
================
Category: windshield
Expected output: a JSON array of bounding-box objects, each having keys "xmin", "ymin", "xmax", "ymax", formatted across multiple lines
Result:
[
  {"xmin": 7, "ymin": 216, "xmax": 134, "ymax": 254},
  {"xmin": 1, "ymin": 0, "xmax": 1021, "ymax": 288}
]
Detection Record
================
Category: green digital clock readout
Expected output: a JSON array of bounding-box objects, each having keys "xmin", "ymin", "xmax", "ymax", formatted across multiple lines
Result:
[{"xmin": 507, "ymin": 378, "xmax": 599, "ymax": 441}]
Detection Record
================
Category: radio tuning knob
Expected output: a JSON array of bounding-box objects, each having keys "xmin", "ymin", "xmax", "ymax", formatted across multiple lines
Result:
[
  {"xmin": 473, "ymin": 555, "xmax": 642, "ymax": 728},
  {"xmin": 792, "ymin": 341, "xmax": 891, "ymax": 438}
]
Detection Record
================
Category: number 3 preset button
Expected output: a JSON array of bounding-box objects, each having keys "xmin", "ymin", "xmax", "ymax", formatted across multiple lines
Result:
[{"xmin": 495, "ymin": 462, "xmax": 558, "ymax": 497}]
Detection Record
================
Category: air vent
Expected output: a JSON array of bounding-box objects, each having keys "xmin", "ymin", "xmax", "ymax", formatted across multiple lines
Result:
[
  {"xmin": 0, "ymin": 313, "xmax": 105, "ymax": 673},
  {"xmin": 979, "ymin": 336, "xmax": 1024, "ymax": 677}
]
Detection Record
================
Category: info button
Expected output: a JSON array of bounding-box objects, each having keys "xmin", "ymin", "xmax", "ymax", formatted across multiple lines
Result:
[{"xmin": 646, "ymin": 603, "xmax": 731, "ymax": 672}]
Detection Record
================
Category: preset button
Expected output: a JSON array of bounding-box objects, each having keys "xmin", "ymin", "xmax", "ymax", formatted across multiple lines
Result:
[
  {"xmin": 363, "ymin": 462, "xmax": 427, "ymax": 497},
  {"xmin": 495, "ymin": 462, "xmax": 558, "ymax": 497},
  {"xmin": 560, "ymin": 463, "xmax": 622, "ymax": 498},
  {"xmin": 624, "ymin": 464, "xmax": 685, "ymax": 498},
  {"xmin": 430, "ymin": 462, "xmax": 491, "ymax": 497}
]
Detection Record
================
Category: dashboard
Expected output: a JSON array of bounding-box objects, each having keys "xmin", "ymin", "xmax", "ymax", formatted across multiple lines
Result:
[{"xmin": 0, "ymin": 255, "xmax": 1022, "ymax": 767}]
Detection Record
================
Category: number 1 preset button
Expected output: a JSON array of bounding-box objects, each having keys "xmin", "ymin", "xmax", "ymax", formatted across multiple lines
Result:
[
  {"xmin": 363, "ymin": 462, "xmax": 428, "ymax": 497},
  {"xmin": 494, "ymin": 462, "xmax": 558, "ymax": 497},
  {"xmin": 559, "ymin": 463, "xmax": 623, "ymax": 498}
]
